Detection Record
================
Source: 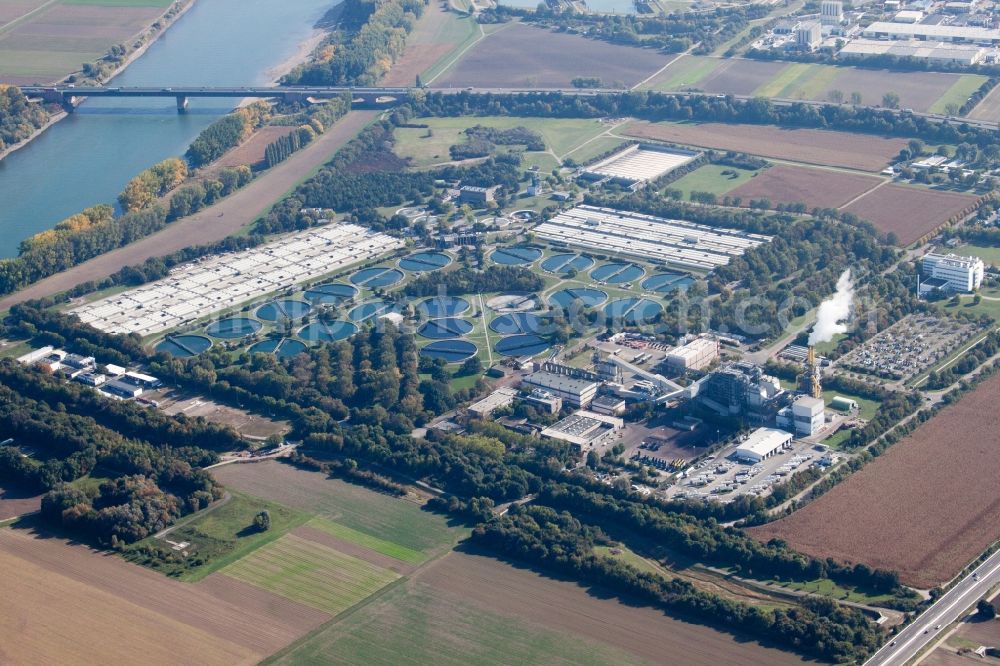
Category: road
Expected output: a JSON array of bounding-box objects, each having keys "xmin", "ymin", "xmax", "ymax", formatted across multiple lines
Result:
[{"xmin": 865, "ymin": 548, "xmax": 1000, "ymax": 666}]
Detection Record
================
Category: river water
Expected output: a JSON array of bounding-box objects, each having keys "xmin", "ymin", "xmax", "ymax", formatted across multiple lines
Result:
[{"xmin": 0, "ymin": 0, "xmax": 334, "ymax": 258}]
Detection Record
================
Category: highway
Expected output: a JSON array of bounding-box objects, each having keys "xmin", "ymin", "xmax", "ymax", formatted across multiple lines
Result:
[
  {"xmin": 19, "ymin": 85, "xmax": 1000, "ymax": 131},
  {"xmin": 865, "ymin": 548, "xmax": 1000, "ymax": 666}
]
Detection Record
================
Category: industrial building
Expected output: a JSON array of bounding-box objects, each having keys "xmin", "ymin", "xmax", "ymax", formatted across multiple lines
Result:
[
  {"xmin": 101, "ymin": 379, "xmax": 143, "ymax": 400},
  {"xmin": 665, "ymin": 337, "xmax": 719, "ymax": 372},
  {"xmin": 466, "ymin": 387, "xmax": 518, "ymax": 419},
  {"xmin": 777, "ymin": 396, "xmax": 826, "ymax": 437},
  {"xmin": 734, "ymin": 428, "xmax": 794, "ymax": 463},
  {"xmin": 581, "ymin": 145, "xmax": 699, "ymax": 188},
  {"xmin": 541, "ymin": 410, "xmax": 624, "ymax": 451},
  {"xmin": 70, "ymin": 223, "xmax": 403, "ymax": 336},
  {"xmin": 521, "ymin": 388, "xmax": 563, "ymax": 414},
  {"xmin": 820, "ymin": 0, "xmax": 843, "ymax": 25},
  {"xmin": 590, "ymin": 394, "xmax": 627, "ymax": 416},
  {"xmin": 458, "ymin": 185, "xmax": 499, "ymax": 205},
  {"xmin": 75, "ymin": 372, "xmax": 107, "ymax": 387},
  {"xmin": 697, "ymin": 362, "xmax": 786, "ymax": 421},
  {"xmin": 919, "ymin": 253, "xmax": 985, "ymax": 294},
  {"xmin": 796, "ymin": 21, "xmax": 822, "ymax": 50},
  {"xmin": 861, "ymin": 22, "xmax": 1000, "ymax": 45},
  {"xmin": 121, "ymin": 372, "xmax": 162, "ymax": 389},
  {"xmin": 521, "ymin": 371, "xmax": 600, "ymax": 409},
  {"xmin": 534, "ymin": 206, "xmax": 772, "ymax": 272},
  {"xmin": 838, "ymin": 39, "xmax": 986, "ymax": 64}
]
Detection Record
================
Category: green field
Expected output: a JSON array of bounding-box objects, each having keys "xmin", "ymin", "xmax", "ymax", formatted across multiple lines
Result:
[
  {"xmin": 265, "ymin": 580, "xmax": 646, "ymax": 666},
  {"xmin": 752, "ymin": 63, "xmax": 840, "ymax": 100},
  {"xmin": 641, "ymin": 55, "xmax": 719, "ymax": 91},
  {"xmin": 563, "ymin": 136, "xmax": 627, "ymax": 165},
  {"xmin": 393, "ymin": 116, "xmax": 608, "ymax": 167},
  {"xmin": 668, "ymin": 163, "xmax": 758, "ymax": 199},
  {"xmin": 122, "ymin": 491, "xmax": 310, "ymax": 581},
  {"xmin": 222, "ymin": 533, "xmax": 400, "ymax": 614},
  {"xmin": 929, "ymin": 75, "xmax": 989, "ymax": 115},
  {"xmin": 955, "ymin": 242, "xmax": 1000, "ymax": 267},
  {"xmin": 938, "ymin": 292, "xmax": 1000, "ymax": 322},
  {"xmin": 305, "ymin": 517, "xmax": 426, "ymax": 564}
]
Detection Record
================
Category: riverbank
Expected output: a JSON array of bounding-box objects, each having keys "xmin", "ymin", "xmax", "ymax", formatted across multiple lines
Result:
[{"xmin": 0, "ymin": 0, "xmax": 197, "ymax": 164}]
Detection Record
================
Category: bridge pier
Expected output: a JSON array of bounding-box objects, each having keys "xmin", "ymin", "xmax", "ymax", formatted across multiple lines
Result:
[
  {"xmin": 176, "ymin": 95, "xmax": 189, "ymax": 113},
  {"xmin": 62, "ymin": 95, "xmax": 80, "ymax": 113}
]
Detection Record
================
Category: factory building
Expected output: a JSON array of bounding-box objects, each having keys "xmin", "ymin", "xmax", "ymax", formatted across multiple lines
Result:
[
  {"xmin": 777, "ymin": 396, "xmax": 826, "ymax": 437},
  {"xmin": 862, "ymin": 22, "xmax": 1000, "ymax": 45},
  {"xmin": 466, "ymin": 387, "xmax": 518, "ymax": 419},
  {"xmin": 541, "ymin": 410, "xmax": 624, "ymax": 452},
  {"xmin": 666, "ymin": 337, "xmax": 719, "ymax": 372},
  {"xmin": 796, "ymin": 21, "xmax": 823, "ymax": 50},
  {"xmin": 521, "ymin": 371, "xmax": 600, "ymax": 409},
  {"xmin": 458, "ymin": 185, "xmax": 499, "ymax": 206},
  {"xmin": 590, "ymin": 395, "xmax": 627, "ymax": 417},
  {"xmin": 521, "ymin": 389, "xmax": 563, "ymax": 414},
  {"xmin": 734, "ymin": 428, "xmax": 794, "ymax": 463},
  {"xmin": 698, "ymin": 362, "xmax": 786, "ymax": 422},
  {"xmin": 101, "ymin": 380, "xmax": 143, "ymax": 400},
  {"xmin": 920, "ymin": 253, "xmax": 984, "ymax": 294},
  {"xmin": 820, "ymin": 0, "xmax": 843, "ymax": 25}
]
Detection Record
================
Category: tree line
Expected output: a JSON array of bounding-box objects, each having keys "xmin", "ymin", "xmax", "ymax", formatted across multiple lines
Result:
[{"xmin": 0, "ymin": 86, "xmax": 53, "ymax": 153}]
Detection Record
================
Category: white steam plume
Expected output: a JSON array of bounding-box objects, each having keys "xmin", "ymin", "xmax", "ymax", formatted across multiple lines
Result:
[{"xmin": 808, "ymin": 269, "xmax": 854, "ymax": 346}]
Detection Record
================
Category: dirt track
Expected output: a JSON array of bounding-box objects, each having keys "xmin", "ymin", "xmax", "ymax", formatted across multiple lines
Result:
[{"xmin": 0, "ymin": 110, "xmax": 376, "ymax": 312}]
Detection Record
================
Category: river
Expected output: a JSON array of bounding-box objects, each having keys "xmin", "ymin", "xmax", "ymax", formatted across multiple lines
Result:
[{"xmin": 0, "ymin": 0, "xmax": 335, "ymax": 258}]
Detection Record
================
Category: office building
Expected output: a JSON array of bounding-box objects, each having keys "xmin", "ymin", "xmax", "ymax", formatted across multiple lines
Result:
[
  {"xmin": 522, "ymin": 371, "xmax": 600, "ymax": 409},
  {"xmin": 920, "ymin": 252, "xmax": 984, "ymax": 294}
]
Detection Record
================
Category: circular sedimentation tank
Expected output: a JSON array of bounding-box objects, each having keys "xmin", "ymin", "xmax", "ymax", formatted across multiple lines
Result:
[
  {"xmin": 418, "ymin": 318, "xmax": 474, "ymax": 339},
  {"xmin": 490, "ymin": 245, "xmax": 542, "ymax": 266},
  {"xmin": 298, "ymin": 320, "xmax": 358, "ymax": 343},
  {"xmin": 642, "ymin": 273, "xmax": 694, "ymax": 293},
  {"xmin": 248, "ymin": 337, "xmax": 307, "ymax": 359},
  {"xmin": 255, "ymin": 299, "xmax": 311, "ymax": 322},
  {"xmin": 494, "ymin": 334, "xmax": 550, "ymax": 357},
  {"xmin": 399, "ymin": 251, "xmax": 451, "ymax": 273},
  {"xmin": 350, "ymin": 267, "xmax": 405, "ymax": 288},
  {"xmin": 155, "ymin": 335, "xmax": 212, "ymax": 357},
  {"xmin": 603, "ymin": 298, "xmax": 663, "ymax": 326},
  {"xmin": 490, "ymin": 312, "xmax": 544, "ymax": 335},
  {"xmin": 420, "ymin": 339, "xmax": 478, "ymax": 363},
  {"xmin": 348, "ymin": 299, "xmax": 397, "ymax": 322},
  {"xmin": 205, "ymin": 317, "xmax": 261, "ymax": 339},
  {"xmin": 417, "ymin": 296, "xmax": 470, "ymax": 318},
  {"xmin": 548, "ymin": 287, "xmax": 607, "ymax": 309},
  {"xmin": 590, "ymin": 262, "xmax": 645, "ymax": 285},
  {"xmin": 304, "ymin": 282, "xmax": 358, "ymax": 305},
  {"xmin": 540, "ymin": 253, "xmax": 595, "ymax": 276}
]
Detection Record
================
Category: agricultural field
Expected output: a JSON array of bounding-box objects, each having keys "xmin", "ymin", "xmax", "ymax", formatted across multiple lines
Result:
[
  {"xmin": 924, "ymin": 610, "xmax": 1000, "ymax": 666},
  {"xmin": 0, "ymin": 525, "xmax": 324, "ymax": 662},
  {"xmin": 0, "ymin": 0, "xmax": 168, "ymax": 84},
  {"xmin": 726, "ymin": 164, "xmax": 882, "ymax": 209},
  {"xmin": 622, "ymin": 120, "xmax": 907, "ymax": 172},
  {"xmin": 691, "ymin": 57, "xmax": 788, "ymax": 96},
  {"xmin": 0, "ymin": 483, "xmax": 40, "ymax": 520},
  {"xmin": 436, "ymin": 23, "xmax": 667, "ymax": 89},
  {"xmin": 841, "ymin": 184, "xmax": 979, "ymax": 245},
  {"xmin": 221, "ymin": 532, "xmax": 400, "ymax": 614},
  {"xmin": 668, "ymin": 163, "xmax": 758, "ymax": 199},
  {"xmin": 382, "ymin": 0, "xmax": 476, "ymax": 87},
  {"xmin": 967, "ymin": 84, "xmax": 1000, "ymax": 121},
  {"xmin": 393, "ymin": 115, "xmax": 609, "ymax": 167},
  {"xmin": 211, "ymin": 461, "xmax": 463, "ymax": 558},
  {"xmin": 215, "ymin": 126, "xmax": 294, "ymax": 169},
  {"xmin": 270, "ymin": 551, "xmax": 809, "ymax": 665},
  {"xmin": 748, "ymin": 373, "xmax": 1000, "ymax": 589}
]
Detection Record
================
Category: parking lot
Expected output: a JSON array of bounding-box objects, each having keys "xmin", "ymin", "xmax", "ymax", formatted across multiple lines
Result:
[{"xmin": 838, "ymin": 314, "xmax": 982, "ymax": 382}]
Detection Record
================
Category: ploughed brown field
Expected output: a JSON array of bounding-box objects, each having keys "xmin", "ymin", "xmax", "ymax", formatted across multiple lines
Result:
[
  {"xmin": 968, "ymin": 85, "xmax": 1000, "ymax": 121},
  {"xmin": 841, "ymin": 184, "xmax": 978, "ymax": 245},
  {"xmin": 623, "ymin": 120, "xmax": 906, "ymax": 172},
  {"xmin": 215, "ymin": 126, "xmax": 295, "ymax": 168},
  {"xmin": 418, "ymin": 551, "xmax": 809, "ymax": 666},
  {"xmin": 727, "ymin": 164, "xmax": 882, "ymax": 209},
  {"xmin": 0, "ymin": 484, "xmax": 41, "ymax": 520},
  {"xmin": 0, "ymin": 525, "xmax": 330, "ymax": 662},
  {"xmin": 381, "ymin": 0, "xmax": 460, "ymax": 87},
  {"xmin": 749, "ymin": 373, "xmax": 1000, "ymax": 589},
  {"xmin": 696, "ymin": 59, "xmax": 787, "ymax": 96},
  {"xmin": 438, "ymin": 23, "xmax": 666, "ymax": 89}
]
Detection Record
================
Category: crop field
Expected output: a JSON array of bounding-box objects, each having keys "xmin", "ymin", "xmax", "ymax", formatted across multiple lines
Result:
[
  {"xmin": 640, "ymin": 54, "xmax": 722, "ymax": 92},
  {"xmin": 841, "ymin": 184, "xmax": 978, "ymax": 245},
  {"xmin": 0, "ymin": 526, "xmax": 325, "ymax": 660},
  {"xmin": 215, "ymin": 126, "xmax": 295, "ymax": 169},
  {"xmin": 394, "ymin": 115, "xmax": 608, "ymax": 167},
  {"xmin": 622, "ymin": 120, "xmax": 907, "ymax": 172},
  {"xmin": 436, "ymin": 23, "xmax": 666, "ymax": 89},
  {"xmin": 693, "ymin": 58, "xmax": 788, "ymax": 96},
  {"xmin": 748, "ymin": 373, "xmax": 1000, "ymax": 589},
  {"xmin": 221, "ymin": 532, "xmax": 400, "ymax": 614},
  {"xmin": 727, "ymin": 164, "xmax": 882, "ymax": 209},
  {"xmin": 929, "ymin": 74, "xmax": 990, "ymax": 115},
  {"xmin": 211, "ymin": 461, "xmax": 463, "ymax": 557},
  {"xmin": 967, "ymin": 84, "xmax": 1000, "ymax": 121},
  {"xmin": 668, "ymin": 163, "xmax": 758, "ymax": 198},
  {"xmin": 0, "ymin": 0, "xmax": 49, "ymax": 25},
  {"xmin": 0, "ymin": 2, "xmax": 164, "ymax": 82},
  {"xmin": 0, "ymin": 484, "xmax": 40, "ymax": 520},
  {"xmin": 382, "ymin": 0, "xmax": 474, "ymax": 86}
]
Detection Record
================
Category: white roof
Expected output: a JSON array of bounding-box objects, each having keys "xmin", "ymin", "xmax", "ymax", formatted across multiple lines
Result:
[{"xmin": 736, "ymin": 428, "xmax": 793, "ymax": 456}]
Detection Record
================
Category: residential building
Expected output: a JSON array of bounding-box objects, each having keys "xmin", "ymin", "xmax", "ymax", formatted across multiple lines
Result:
[{"xmin": 920, "ymin": 252, "xmax": 984, "ymax": 294}]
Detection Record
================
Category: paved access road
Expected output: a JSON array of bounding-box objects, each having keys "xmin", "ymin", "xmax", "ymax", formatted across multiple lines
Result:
[{"xmin": 865, "ymin": 548, "xmax": 1000, "ymax": 666}]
